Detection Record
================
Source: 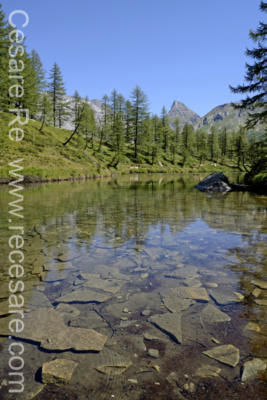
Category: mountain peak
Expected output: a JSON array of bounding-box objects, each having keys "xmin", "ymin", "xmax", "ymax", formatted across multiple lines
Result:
[{"xmin": 168, "ymin": 100, "xmax": 200, "ymax": 126}]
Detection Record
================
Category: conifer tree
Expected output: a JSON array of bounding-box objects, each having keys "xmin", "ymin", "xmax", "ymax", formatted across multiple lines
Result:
[
  {"xmin": 207, "ymin": 127, "xmax": 220, "ymax": 162},
  {"xmin": 130, "ymin": 86, "xmax": 148, "ymax": 160},
  {"xmin": 161, "ymin": 106, "xmax": 170, "ymax": 152},
  {"xmin": 30, "ymin": 50, "xmax": 46, "ymax": 92},
  {"xmin": 48, "ymin": 63, "xmax": 66, "ymax": 127},
  {"xmin": 39, "ymin": 93, "xmax": 52, "ymax": 132},
  {"xmin": 98, "ymin": 94, "xmax": 110, "ymax": 151},
  {"xmin": 230, "ymin": 1, "xmax": 266, "ymax": 128}
]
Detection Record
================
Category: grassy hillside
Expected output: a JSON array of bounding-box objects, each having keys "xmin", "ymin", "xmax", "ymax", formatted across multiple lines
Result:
[{"xmin": 0, "ymin": 112, "xmax": 241, "ymax": 182}]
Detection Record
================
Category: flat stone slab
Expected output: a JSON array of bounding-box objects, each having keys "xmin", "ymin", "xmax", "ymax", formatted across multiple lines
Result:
[
  {"xmin": 162, "ymin": 295, "xmax": 195, "ymax": 313},
  {"xmin": 55, "ymin": 303, "xmax": 80, "ymax": 317},
  {"xmin": 79, "ymin": 277, "xmax": 122, "ymax": 294},
  {"xmin": 176, "ymin": 287, "xmax": 209, "ymax": 302},
  {"xmin": 251, "ymin": 279, "xmax": 267, "ymax": 290},
  {"xmin": 241, "ymin": 358, "xmax": 267, "ymax": 382},
  {"xmin": 96, "ymin": 351, "xmax": 132, "ymax": 376},
  {"xmin": 203, "ymin": 345, "xmax": 240, "ymax": 367},
  {"xmin": 42, "ymin": 359, "xmax": 78, "ymax": 384},
  {"xmin": 0, "ymin": 300, "xmax": 9, "ymax": 316},
  {"xmin": 0, "ymin": 308, "xmax": 107, "ymax": 351},
  {"xmin": 195, "ymin": 364, "xmax": 221, "ymax": 378},
  {"xmin": 56, "ymin": 289, "xmax": 112, "ymax": 304},
  {"xmin": 209, "ymin": 289, "xmax": 241, "ymax": 305},
  {"xmin": 149, "ymin": 312, "xmax": 182, "ymax": 344},
  {"xmin": 201, "ymin": 304, "xmax": 231, "ymax": 324}
]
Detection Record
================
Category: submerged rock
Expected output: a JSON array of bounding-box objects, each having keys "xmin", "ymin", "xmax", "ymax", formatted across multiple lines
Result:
[
  {"xmin": 96, "ymin": 351, "xmax": 132, "ymax": 376},
  {"xmin": 77, "ymin": 274, "xmax": 122, "ymax": 294},
  {"xmin": 56, "ymin": 288, "xmax": 112, "ymax": 303},
  {"xmin": 149, "ymin": 312, "xmax": 182, "ymax": 344},
  {"xmin": 251, "ymin": 279, "xmax": 267, "ymax": 290},
  {"xmin": 209, "ymin": 288, "xmax": 242, "ymax": 305},
  {"xmin": 203, "ymin": 344, "xmax": 240, "ymax": 367},
  {"xmin": 55, "ymin": 303, "xmax": 80, "ymax": 317},
  {"xmin": 195, "ymin": 173, "xmax": 232, "ymax": 193},
  {"xmin": 200, "ymin": 304, "xmax": 231, "ymax": 324},
  {"xmin": 162, "ymin": 294, "xmax": 195, "ymax": 313},
  {"xmin": 195, "ymin": 364, "xmax": 221, "ymax": 378},
  {"xmin": 0, "ymin": 308, "xmax": 108, "ymax": 351},
  {"xmin": 176, "ymin": 287, "xmax": 209, "ymax": 302},
  {"xmin": 42, "ymin": 359, "xmax": 78, "ymax": 384},
  {"xmin": 241, "ymin": 358, "xmax": 267, "ymax": 382}
]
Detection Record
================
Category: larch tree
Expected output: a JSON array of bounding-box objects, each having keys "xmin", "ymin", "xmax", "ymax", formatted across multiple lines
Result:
[
  {"xmin": 48, "ymin": 63, "xmax": 66, "ymax": 127},
  {"xmin": 130, "ymin": 86, "xmax": 148, "ymax": 160},
  {"xmin": 230, "ymin": 1, "xmax": 266, "ymax": 128}
]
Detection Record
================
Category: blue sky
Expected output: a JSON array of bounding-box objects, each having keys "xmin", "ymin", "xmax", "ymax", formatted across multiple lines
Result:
[{"xmin": 3, "ymin": 0, "xmax": 262, "ymax": 116}]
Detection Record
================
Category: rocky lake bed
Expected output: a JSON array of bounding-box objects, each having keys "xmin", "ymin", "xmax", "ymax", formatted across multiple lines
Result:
[{"xmin": 0, "ymin": 175, "xmax": 266, "ymax": 399}]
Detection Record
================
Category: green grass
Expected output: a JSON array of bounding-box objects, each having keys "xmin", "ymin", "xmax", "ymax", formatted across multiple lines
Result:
[{"xmin": 0, "ymin": 112, "xmax": 240, "ymax": 182}]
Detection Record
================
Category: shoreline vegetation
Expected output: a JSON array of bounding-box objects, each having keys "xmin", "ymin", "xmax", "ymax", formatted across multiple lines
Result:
[
  {"xmin": 0, "ymin": 112, "xmax": 266, "ymax": 192},
  {"xmin": 0, "ymin": 1, "xmax": 266, "ymax": 191}
]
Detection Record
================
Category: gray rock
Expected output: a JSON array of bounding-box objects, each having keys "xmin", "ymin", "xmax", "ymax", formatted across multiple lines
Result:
[
  {"xmin": 162, "ymin": 295, "xmax": 195, "ymax": 313},
  {"xmin": 209, "ymin": 289, "xmax": 241, "ymax": 306},
  {"xmin": 200, "ymin": 304, "xmax": 231, "ymax": 324},
  {"xmin": 195, "ymin": 172, "xmax": 232, "ymax": 193},
  {"xmin": 56, "ymin": 288, "xmax": 112, "ymax": 303},
  {"xmin": 0, "ymin": 308, "xmax": 108, "ymax": 351},
  {"xmin": 149, "ymin": 312, "xmax": 182, "ymax": 344},
  {"xmin": 42, "ymin": 359, "xmax": 78, "ymax": 384},
  {"xmin": 241, "ymin": 358, "xmax": 267, "ymax": 382},
  {"xmin": 176, "ymin": 287, "xmax": 209, "ymax": 302},
  {"xmin": 203, "ymin": 345, "xmax": 240, "ymax": 367}
]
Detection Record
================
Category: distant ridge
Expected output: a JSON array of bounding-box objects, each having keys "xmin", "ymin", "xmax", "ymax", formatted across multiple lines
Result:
[{"xmin": 167, "ymin": 100, "xmax": 254, "ymax": 131}]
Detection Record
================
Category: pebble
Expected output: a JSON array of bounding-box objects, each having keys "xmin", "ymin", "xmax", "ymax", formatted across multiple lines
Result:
[
  {"xmin": 128, "ymin": 378, "xmax": 138, "ymax": 384},
  {"xmin": 141, "ymin": 309, "xmax": 151, "ymax": 317},
  {"xmin": 184, "ymin": 382, "xmax": 196, "ymax": 393},
  {"xmin": 141, "ymin": 273, "xmax": 149, "ymax": 279}
]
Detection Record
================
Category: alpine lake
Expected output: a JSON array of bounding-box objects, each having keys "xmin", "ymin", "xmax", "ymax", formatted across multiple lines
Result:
[{"xmin": 0, "ymin": 174, "xmax": 266, "ymax": 400}]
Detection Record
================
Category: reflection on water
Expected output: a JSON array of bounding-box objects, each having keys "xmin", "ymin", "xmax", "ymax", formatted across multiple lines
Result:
[{"xmin": 0, "ymin": 174, "xmax": 266, "ymax": 399}]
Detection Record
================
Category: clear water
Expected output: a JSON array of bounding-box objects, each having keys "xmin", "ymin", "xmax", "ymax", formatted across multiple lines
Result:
[{"xmin": 0, "ymin": 174, "xmax": 266, "ymax": 400}]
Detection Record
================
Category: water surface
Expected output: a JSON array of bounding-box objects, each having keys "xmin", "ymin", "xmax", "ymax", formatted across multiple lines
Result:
[{"xmin": 0, "ymin": 174, "xmax": 266, "ymax": 399}]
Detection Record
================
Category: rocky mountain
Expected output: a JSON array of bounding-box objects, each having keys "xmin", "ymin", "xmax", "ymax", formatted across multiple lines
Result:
[
  {"xmin": 61, "ymin": 95, "xmax": 258, "ymax": 133},
  {"xmin": 194, "ymin": 103, "xmax": 249, "ymax": 131},
  {"xmin": 61, "ymin": 96, "xmax": 103, "ymax": 130},
  {"xmin": 168, "ymin": 101, "xmax": 200, "ymax": 127},
  {"xmin": 167, "ymin": 100, "xmax": 254, "ymax": 131}
]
